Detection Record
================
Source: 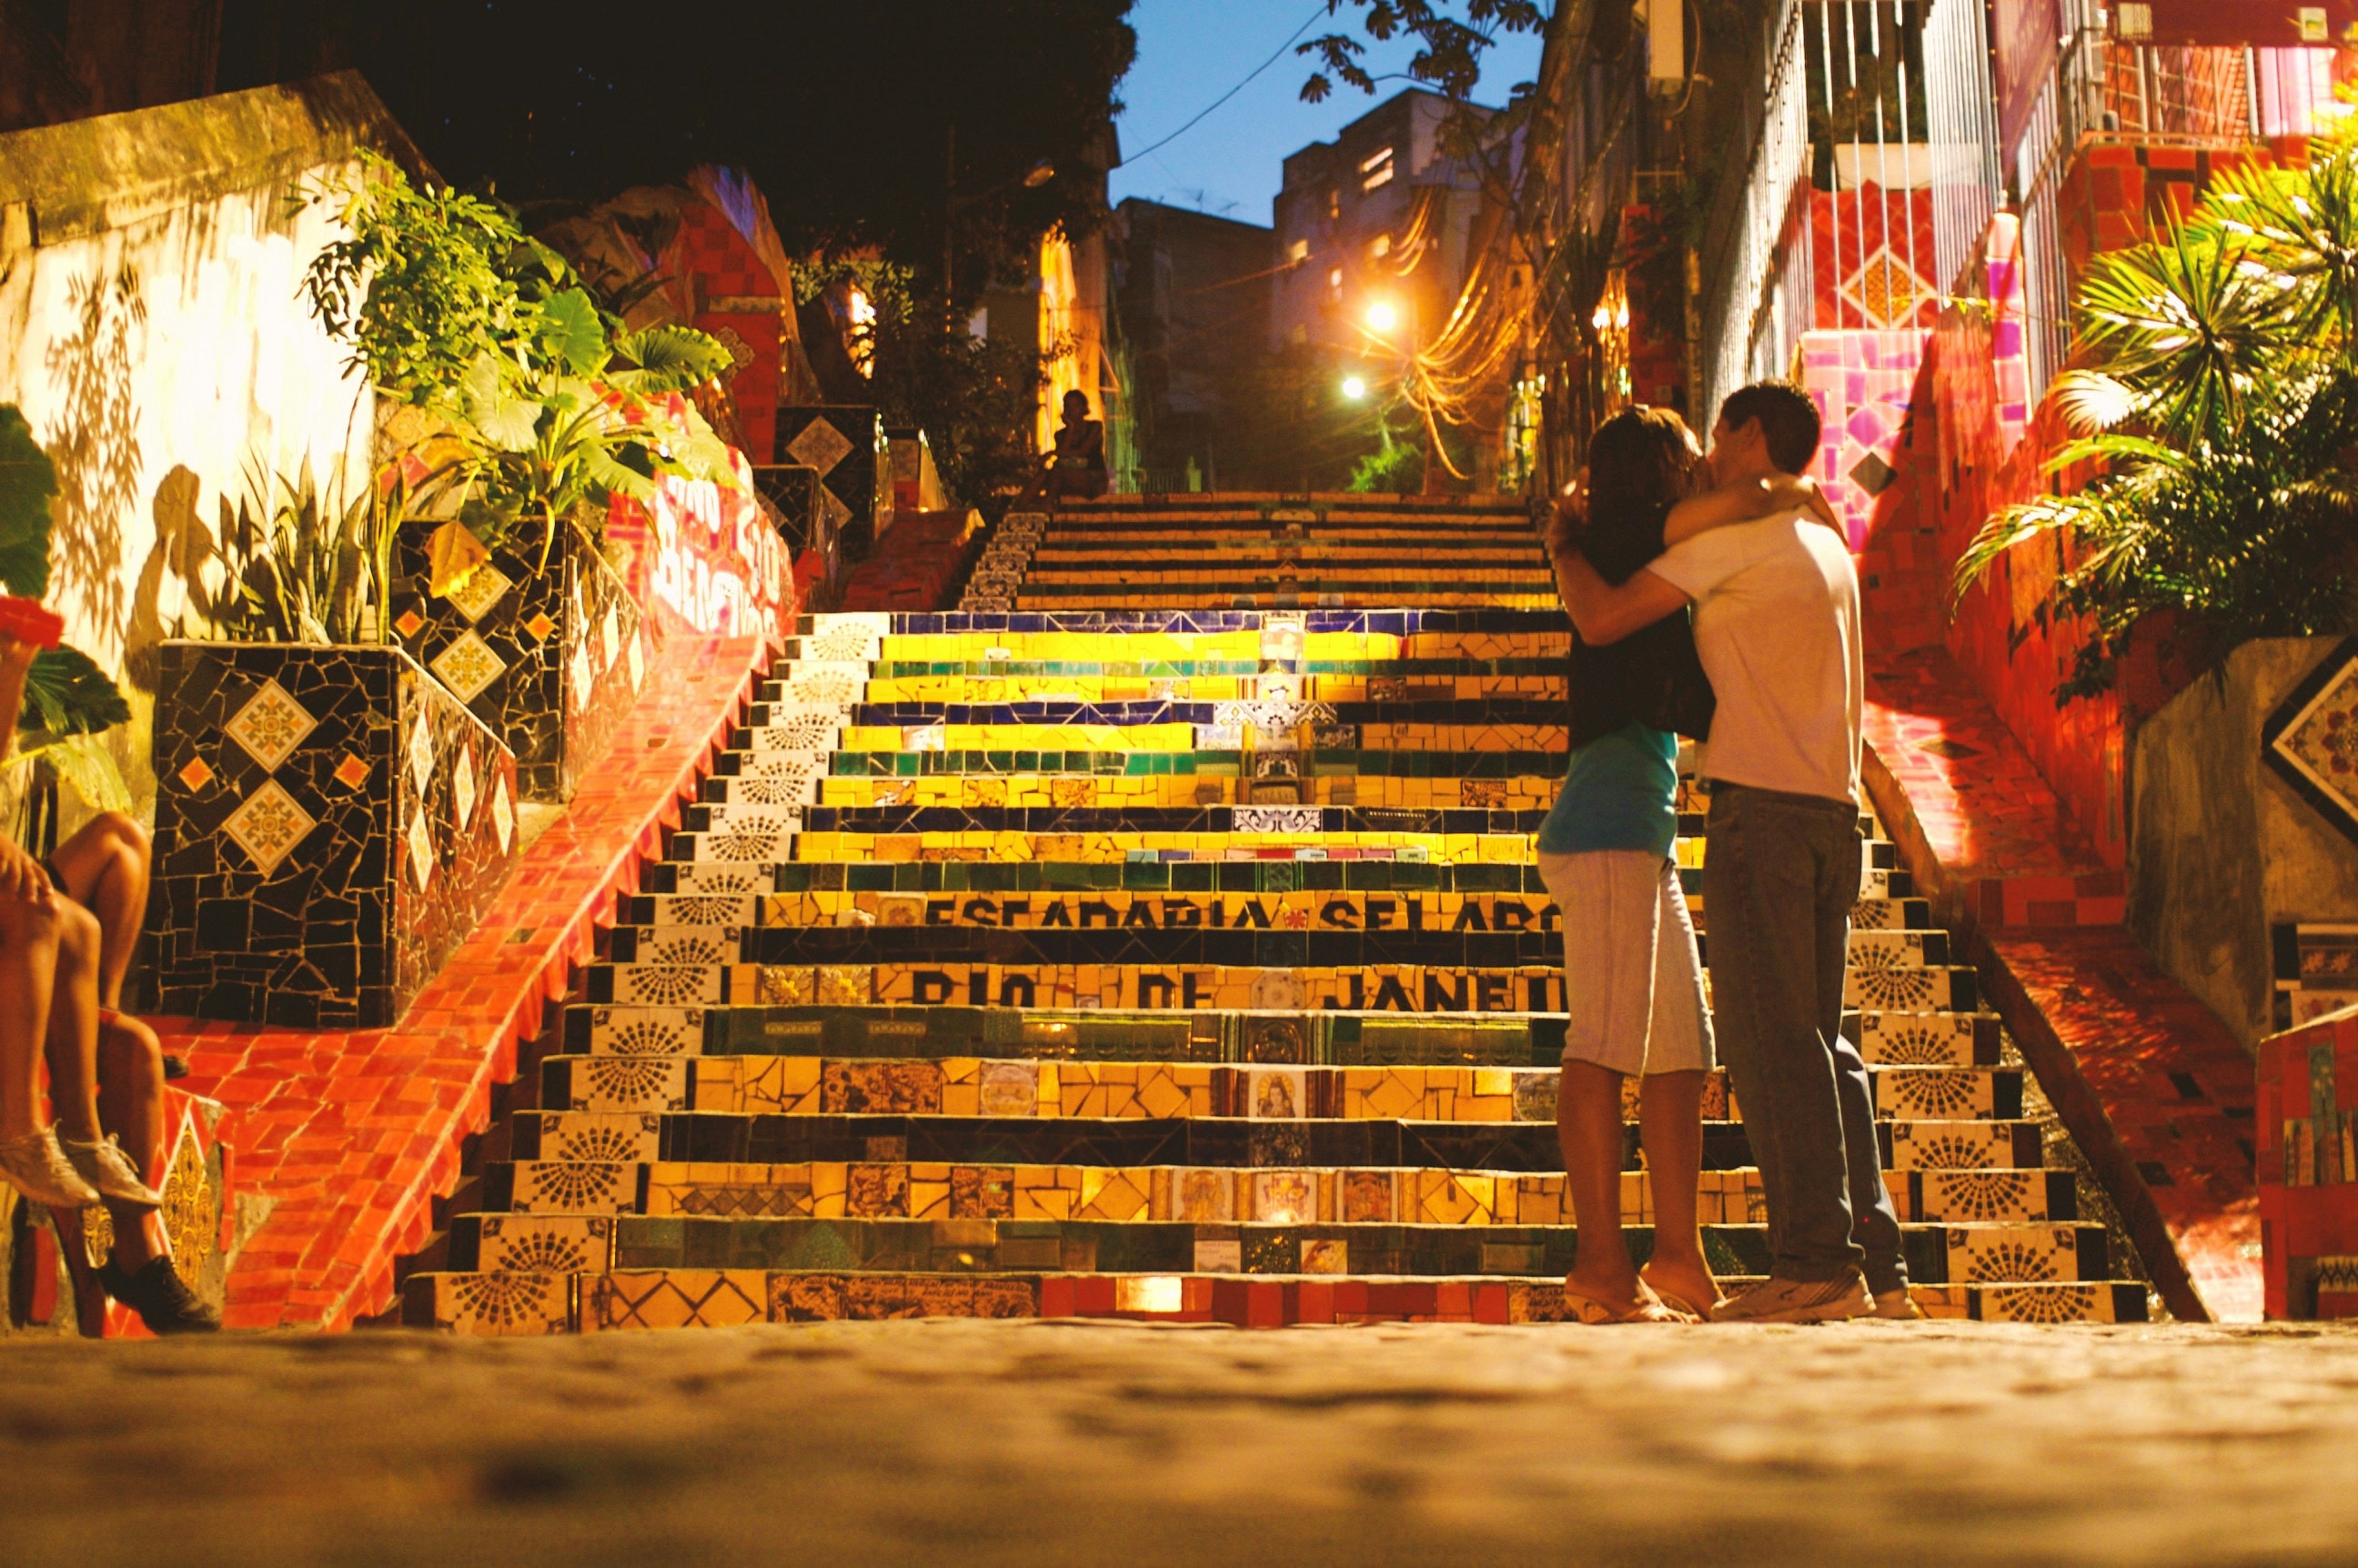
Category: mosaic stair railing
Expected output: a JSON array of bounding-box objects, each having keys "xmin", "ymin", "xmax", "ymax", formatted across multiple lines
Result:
[
  {"xmin": 1015, "ymin": 496, "xmax": 1555, "ymax": 612},
  {"xmin": 403, "ymin": 605, "xmax": 2151, "ymax": 1332}
]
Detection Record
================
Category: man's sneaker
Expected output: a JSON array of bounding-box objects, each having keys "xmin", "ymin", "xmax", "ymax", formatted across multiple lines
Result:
[
  {"xmin": 0, "ymin": 1128, "xmax": 102, "ymax": 1208},
  {"xmin": 1871, "ymin": 1288, "xmax": 1926, "ymax": 1321},
  {"xmin": 60, "ymin": 1132, "xmax": 163, "ymax": 1207},
  {"xmin": 100, "ymin": 1257, "xmax": 222, "ymax": 1335},
  {"xmin": 1710, "ymin": 1270, "xmax": 1872, "ymax": 1323}
]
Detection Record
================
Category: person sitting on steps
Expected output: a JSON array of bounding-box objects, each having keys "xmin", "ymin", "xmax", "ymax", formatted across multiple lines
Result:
[
  {"xmin": 0, "ymin": 634, "xmax": 214, "ymax": 1332},
  {"xmin": 1553, "ymin": 381, "xmax": 1916, "ymax": 1326},
  {"xmin": 1538, "ymin": 406, "xmax": 1838, "ymax": 1325},
  {"xmin": 1043, "ymin": 390, "xmax": 1107, "ymax": 501}
]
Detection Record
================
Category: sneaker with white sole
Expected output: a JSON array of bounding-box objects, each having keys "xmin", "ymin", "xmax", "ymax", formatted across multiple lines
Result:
[
  {"xmin": 0, "ymin": 1128, "xmax": 103, "ymax": 1208},
  {"xmin": 61, "ymin": 1132, "xmax": 163, "ymax": 1207},
  {"xmin": 1710, "ymin": 1269, "xmax": 1872, "ymax": 1323},
  {"xmin": 1871, "ymin": 1288, "xmax": 1925, "ymax": 1321}
]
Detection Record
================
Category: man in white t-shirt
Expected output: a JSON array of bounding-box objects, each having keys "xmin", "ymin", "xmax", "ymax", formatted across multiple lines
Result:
[{"xmin": 1552, "ymin": 382, "xmax": 1910, "ymax": 1325}]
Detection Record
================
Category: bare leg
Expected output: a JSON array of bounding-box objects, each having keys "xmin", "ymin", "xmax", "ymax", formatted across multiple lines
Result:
[
  {"xmin": 1557, "ymin": 1059, "xmax": 1643, "ymax": 1307},
  {"xmin": 0, "ymin": 891, "xmax": 61, "ymax": 1140},
  {"xmin": 1637, "ymin": 1069, "xmax": 1717, "ymax": 1312},
  {"xmin": 48, "ymin": 812, "xmax": 149, "ymax": 1010},
  {"xmin": 42, "ymin": 901, "xmax": 105, "ymax": 1144},
  {"xmin": 97, "ymin": 1014, "xmax": 168, "ymax": 1271}
]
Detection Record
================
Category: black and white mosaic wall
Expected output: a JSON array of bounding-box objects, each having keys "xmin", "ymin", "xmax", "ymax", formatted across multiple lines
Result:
[
  {"xmin": 390, "ymin": 530, "xmax": 647, "ymax": 803},
  {"xmin": 774, "ymin": 407, "xmax": 886, "ymax": 561},
  {"xmin": 150, "ymin": 642, "xmax": 522, "ymax": 1027}
]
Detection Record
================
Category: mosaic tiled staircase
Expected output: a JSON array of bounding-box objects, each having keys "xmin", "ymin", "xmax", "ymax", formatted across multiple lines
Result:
[
  {"xmin": 988, "ymin": 494, "xmax": 1557, "ymax": 611},
  {"xmin": 402, "ymin": 500, "xmax": 2150, "ymax": 1332}
]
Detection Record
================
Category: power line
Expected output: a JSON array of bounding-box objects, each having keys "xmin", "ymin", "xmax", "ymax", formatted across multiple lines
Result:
[{"xmin": 1117, "ymin": 3, "xmax": 1327, "ymax": 168}]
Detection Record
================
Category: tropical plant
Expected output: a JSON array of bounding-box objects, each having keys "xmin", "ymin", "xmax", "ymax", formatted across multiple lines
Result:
[
  {"xmin": 1953, "ymin": 111, "xmax": 2358, "ymax": 700},
  {"xmin": 196, "ymin": 462, "xmax": 398, "ymax": 647},
  {"xmin": 301, "ymin": 155, "xmax": 739, "ymax": 571},
  {"xmin": 0, "ymin": 404, "xmax": 131, "ymax": 810}
]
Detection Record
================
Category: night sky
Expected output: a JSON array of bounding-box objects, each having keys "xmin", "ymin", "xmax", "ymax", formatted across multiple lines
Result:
[{"xmin": 1109, "ymin": 0, "xmax": 1547, "ymax": 228}]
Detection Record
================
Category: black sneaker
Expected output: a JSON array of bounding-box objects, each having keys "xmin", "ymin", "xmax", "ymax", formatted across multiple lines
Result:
[{"xmin": 100, "ymin": 1257, "xmax": 223, "ymax": 1335}]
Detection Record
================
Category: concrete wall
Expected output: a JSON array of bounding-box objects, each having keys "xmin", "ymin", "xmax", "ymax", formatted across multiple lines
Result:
[
  {"xmin": 0, "ymin": 73, "xmax": 408, "ymax": 825},
  {"xmin": 2131, "ymin": 637, "xmax": 2358, "ymax": 1047}
]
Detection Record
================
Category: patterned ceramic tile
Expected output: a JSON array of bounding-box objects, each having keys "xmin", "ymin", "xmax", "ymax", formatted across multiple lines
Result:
[
  {"xmin": 221, "ymin": 781, "xmax": 317, "ymax": 876},
  {"xmin": 430, "ymin": 630, "xmax": 509, "ymax": 703},
  {"xmin": 224, "ymin": 679, "xmax": 317, "ymax": 771}
]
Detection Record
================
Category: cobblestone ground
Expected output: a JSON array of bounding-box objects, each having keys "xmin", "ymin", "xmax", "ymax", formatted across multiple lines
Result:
[{"xmin": 5, "ymin": 1320, "xmax": 2356, "ymax": 1565}]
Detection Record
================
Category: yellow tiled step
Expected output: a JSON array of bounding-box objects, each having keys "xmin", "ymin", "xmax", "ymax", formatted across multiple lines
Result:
[{"xmin": 404, "ymin": 1268, "xmax": 2147, "ymax": 1335}]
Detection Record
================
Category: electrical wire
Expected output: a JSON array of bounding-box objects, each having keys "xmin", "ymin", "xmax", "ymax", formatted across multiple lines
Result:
[{"xmin": 1116, "ymin": 4, "xmax": 1329, "ymax": 169}]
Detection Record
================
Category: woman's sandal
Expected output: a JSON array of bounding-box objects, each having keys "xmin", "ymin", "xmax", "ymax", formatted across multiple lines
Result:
[
  {"xmin": 1640, "ymin": 1275, "xmax": 1722, "ymax": 1323},
  {"xmin": 1561, "ymin": 1279, "xmax": 1690, "ymax": 1324}
]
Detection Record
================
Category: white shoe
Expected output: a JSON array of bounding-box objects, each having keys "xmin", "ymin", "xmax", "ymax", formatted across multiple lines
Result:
[
  {"xmin": 0, "ymin": 1128, "xmax": 104, "ymax": 1208},
  {"xmin": 61, "ymin": 1131, "xmax": 163, "ymax": 1206},
  {"xmin": 1871, "ymin": 1288, "xmax": 1926, "ymax": 1321}
]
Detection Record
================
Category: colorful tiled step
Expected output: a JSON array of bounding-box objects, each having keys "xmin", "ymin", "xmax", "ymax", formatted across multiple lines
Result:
[
  {"xmin": 528, "ymin": 1056, "xmax": 2014, "ymax": 1122},
  {"xmin": 496, "ymin": 1111, "xmax": 2044, "ymax": 1178},
  {"xmin": 562, "ymin": 1001, "xmax": 2000, "ymax": 1069},
  {"xmin": 403, "ymin": 1266, "xmax": 2150, "ymax": 1334},
  {"xmin": 626, "ymin": 886, "xmax": 1937, "ymax": 936}
]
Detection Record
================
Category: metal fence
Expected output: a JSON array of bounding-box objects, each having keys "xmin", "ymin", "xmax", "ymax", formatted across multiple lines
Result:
[
  {"xmin": 1923, "ymin": 0, "xmax": 2001, "ymax": 300},
  {"xmin": 1696, "ymin": 2, "xmax": 1811, "ymax": 426}
]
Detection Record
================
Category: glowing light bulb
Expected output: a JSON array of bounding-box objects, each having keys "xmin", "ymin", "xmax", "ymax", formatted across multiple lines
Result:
[
  {"xmin": 1366, "ymin": 301, "xmax": 1398, "ymax": 332},
  {"xmin": 1340, "ymin": 376, "xmax": 1368, "ymax": 400}
]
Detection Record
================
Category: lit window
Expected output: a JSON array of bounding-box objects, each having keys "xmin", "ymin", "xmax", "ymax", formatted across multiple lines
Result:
[
  {"xmin": 1328, "ymin": 266, "xmax": 1344, "ymax": 292},
  {"xmin": 1286, "ymin": 237, "xmax": 1310, "ymax": 265},
  {"xmin": 1370, "ymin": 233, "xmax": 1392, "ymax": 258},
  {"xmin": 1326, "ymin": 187, "xmax": 1340, "ymax": 219},
  {"xmin": 1359, "ymin": 146, "xmax": 1395, "ymax": 191}
]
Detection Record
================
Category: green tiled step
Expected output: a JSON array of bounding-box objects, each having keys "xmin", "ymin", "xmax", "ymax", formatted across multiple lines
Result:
[
  {"xmin": 496, "ymin": 1111, "xmax": 2041, "ymax": 1180},
  {"xmin": 562, "ymin": 1001, "xmax": 1998, "ymax": 1069},
  {"xmin": 624, "ymin": 886, "xmax": 1939, "ymax": 936},
  {"xmin": 403, "ymin": 1267, "xmax": 2149, "ymax": 1334},
  {"xmin": 528, "ymin": 1057, "xmax": 2016, "ymax": 1124},
  {"xmin": 416, "ymin": 1211, "xmax": 2109, "ymax": 1286}
]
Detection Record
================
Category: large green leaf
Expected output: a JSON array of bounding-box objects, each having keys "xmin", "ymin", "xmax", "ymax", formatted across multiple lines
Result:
[
  {"xmin": 459, "ymin": 355, "xmax": 546, "ymax": 450},
  {"xmin": 0, "ymin": 404, "xmax": 58, "ymax": 597},
  {"xmin": 535, "ymin": 288, "xmax": 610, "ymax": 379},
  {"xmin": 608, "ymin": 326, "xmax": 733, "ymax": 394},
  {"xmin": 19, "ymin": 644, "xmax": 127, "ymax": 735}
]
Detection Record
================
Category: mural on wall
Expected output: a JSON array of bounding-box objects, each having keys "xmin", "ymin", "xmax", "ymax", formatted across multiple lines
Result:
[
  {"xmin": 605, "ymin": 460, "xmax": 795, "ymax": 645},
  {"xmin": 2262, "ymin": 637, "xmax": 2358, "ymax": 847}
]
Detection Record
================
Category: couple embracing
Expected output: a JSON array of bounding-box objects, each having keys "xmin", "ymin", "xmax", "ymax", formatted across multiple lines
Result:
[{"xmin": 1537, "ymin": 382, "xmax": 1914, "ymax": 1325}]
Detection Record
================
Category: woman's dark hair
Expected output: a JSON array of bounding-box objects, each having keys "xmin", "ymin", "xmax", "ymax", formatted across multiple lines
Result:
[
  {"xmin": 1585, "ymin": 406, "xmax": 1702, "ymax": 526},
  {"xmin": 1062, "ymin": 390, "xmax": 1090, "ymax": 411}
]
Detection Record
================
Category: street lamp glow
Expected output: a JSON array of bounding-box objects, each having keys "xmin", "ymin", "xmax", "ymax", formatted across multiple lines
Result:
[
  {"xmin": 1340, "ymin": 375, "xmax": 1368, "ymax": 400},
  {"xmin": 1366, "ymin": 301, "xmax": 1398, "ymax": 332}
]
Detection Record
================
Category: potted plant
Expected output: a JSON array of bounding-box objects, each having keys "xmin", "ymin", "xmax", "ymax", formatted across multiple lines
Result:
[
  {"xmin": 299, "ymin": 156, "xmax": 740, "ymax": 799},
  {"xmin": 147, "ymin": 460, "xmax": 523, "ymax": 1028},
  {"xmin": 1954, "ymin": 117, "xmax": 2358, "ymax": 699}
]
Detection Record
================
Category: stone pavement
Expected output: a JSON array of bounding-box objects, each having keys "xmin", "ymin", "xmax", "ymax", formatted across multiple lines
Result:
[{"xmin": 4, "ymin": 1319, "xmax": 2356, "ymax": 1565}]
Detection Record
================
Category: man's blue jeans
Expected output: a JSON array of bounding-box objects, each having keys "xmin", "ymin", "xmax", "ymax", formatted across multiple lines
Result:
[{"xmin": 1702, "ymin": 781, "xmax": 1908, "ymax": 1292}]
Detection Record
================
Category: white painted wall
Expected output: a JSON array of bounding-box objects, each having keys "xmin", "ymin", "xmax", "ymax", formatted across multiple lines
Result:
[{"xmin": 0, "ymin": 162, "xmax": 375, "ymax": 819}]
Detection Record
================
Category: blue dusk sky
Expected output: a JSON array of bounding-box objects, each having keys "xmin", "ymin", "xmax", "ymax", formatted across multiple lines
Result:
[{"xmin": 1109, "ymin": 0, "xmax": 1547, "ymax": 228}]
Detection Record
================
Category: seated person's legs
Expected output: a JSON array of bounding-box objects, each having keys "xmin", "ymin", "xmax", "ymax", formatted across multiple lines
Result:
[
  {"xmin": 48, "ymin": 810, "xmax": 149, "ymax": 1010},
  {"xmin": 94, "ymin": 1012, "xmax": 217, "ymax": 1333},
  {"xmin": 0, "ymin": 855, "xmax": 98, "ymax": 1206},
  {"xmin": 44, "ymin": 899, "xmax": 160, "ymax": 1207}
]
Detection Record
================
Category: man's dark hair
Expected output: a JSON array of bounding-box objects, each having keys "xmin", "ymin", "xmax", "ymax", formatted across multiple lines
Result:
[{"xmin": 1718, "ymin": 381, "xmax": 1820, "ymax": 475}]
